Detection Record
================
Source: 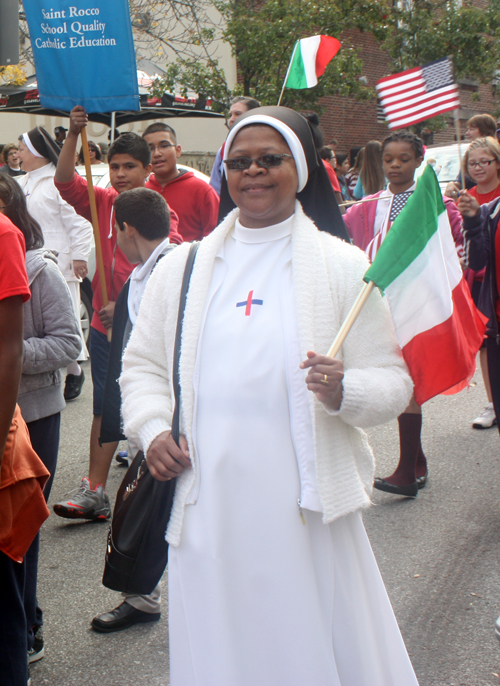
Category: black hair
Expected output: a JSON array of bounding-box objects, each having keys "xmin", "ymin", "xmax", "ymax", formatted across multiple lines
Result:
[
  {"xmin": 107, "ymin": 133, "xmax": 151, "ymax": 167},
  {"xmin": 319, "ymin": 146, "xmax": 334, "ymax": 161},
  {"xmin": 114, "ymin": 187, "xmax": 170, "ymax": 240},
  {"xmin": 335, "ymin": 153, "xmax": 348, "ymax": 166},
  {"xmin": 304, "ymin": 113, "xmax": 324, "ymax": 150},
  {"xmin": 382, "ymin": 130, "xmax": 424, "ymax": 158},
  {"xmin": 230, "ymin": 96, "xmax": 261, "ymax": 110},
  {"xmin": 0, "ymin": 174, "xmax": 44, "ymax": 250},
  {"xmin": 142, "ymin": 122, "xmax": 177, "ymax": 143},
  {"xmin": 349, "ymin": 146, "xmax": 362, "ymax": 168},
  {"xmin": 77, "ymin": 140, "xmax": 102, "ymax": 165}
]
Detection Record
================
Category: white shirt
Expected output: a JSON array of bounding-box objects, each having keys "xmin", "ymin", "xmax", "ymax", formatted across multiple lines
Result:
[
  {"xmin": 190, "ymin": 214, "xmax": 321, "ymax": 511},
  {"xmin": 127, "ymin": 237, "xmax": 171, "ymax": 325}
]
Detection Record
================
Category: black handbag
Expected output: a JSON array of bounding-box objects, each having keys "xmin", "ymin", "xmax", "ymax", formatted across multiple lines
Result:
[{"xmin": 102, "ymin": 241, "xmax": 199, "ymax": 595}]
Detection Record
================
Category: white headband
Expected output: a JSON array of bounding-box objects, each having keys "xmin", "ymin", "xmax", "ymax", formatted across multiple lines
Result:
[
  {"xmin": 223, "ymin": 114, "xmax": 309, "ymax": 192},
  {"xmin": 22, "ymin": 132, "xmax": 44, "ymax": 159}
]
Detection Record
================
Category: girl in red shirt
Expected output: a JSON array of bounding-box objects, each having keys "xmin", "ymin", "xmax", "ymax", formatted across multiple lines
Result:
[
  {"xmin": 465, "ymin": 136, "xmax": 500, "ymax": 205},
  {"xmin": 463, "ymin": 137, "xmax": 500, "ymax": 429}
]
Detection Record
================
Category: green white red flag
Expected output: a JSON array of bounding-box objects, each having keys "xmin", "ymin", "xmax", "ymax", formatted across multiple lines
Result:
[
  {"xmin": 364, "ymin": 165, "xmax": 487, "ymax": 405},
  {"xmin": 285, "ymin": 36, "xmax": 341, "ymax": 90}
]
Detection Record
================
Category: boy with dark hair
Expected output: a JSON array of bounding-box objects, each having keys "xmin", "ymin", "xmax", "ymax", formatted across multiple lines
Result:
[
  {"xmin": 52, "ymin": 106, "xmax": 182, "ymax": 521},
  {"xmin": 143, "ymin": 121, "xmax": 220, "ymax": 241},
  {"xmin": 92, "ymin": 187, "xmax": 174, "ymax": 633}
]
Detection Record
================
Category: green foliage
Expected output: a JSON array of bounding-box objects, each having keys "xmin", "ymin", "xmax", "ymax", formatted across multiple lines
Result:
[
  {"xmin": 151, "ymin": 0, "xmax": 393, "ymax": 114},
  {"xmin": 381, "ymin": 0, "xmax": 500, "ymax": 83}
]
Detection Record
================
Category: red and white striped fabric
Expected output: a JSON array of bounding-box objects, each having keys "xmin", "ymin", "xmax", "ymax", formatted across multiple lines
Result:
[{"xmin": 376, "ymin": 58, "xmax": 460, "ymax": 130}]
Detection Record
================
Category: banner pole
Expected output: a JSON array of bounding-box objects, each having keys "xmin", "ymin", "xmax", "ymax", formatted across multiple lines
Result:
[
  {"xmin": 80, "ymin": 126, "xmax": 111, "ymax": 342},
  {"xmin": 110, "ymin": 112, "xmax": 116, "ymax": 143},
  {"xmin": 453, "ymin": 109, "xmax": 465, "ymax": 190},
  {"xmin": 327, "ymin": 281, "xmax": 375, "ymax": 358},
  {"xmin": 277, "ymin": 41, "xmax": 298, "ymax": 106}
]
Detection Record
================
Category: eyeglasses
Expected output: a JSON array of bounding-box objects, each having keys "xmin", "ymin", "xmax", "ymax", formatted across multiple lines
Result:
[
  {"xmin": 148, "ymin": 142, "xmax": 175, "ymax": 153},
  {"xmin": 467, "ymin": 159, "xmax": 496, "ymax": 169},
  {"xmin": 224, "ymin": 154, "xmax": 293, "ymax": 171}
]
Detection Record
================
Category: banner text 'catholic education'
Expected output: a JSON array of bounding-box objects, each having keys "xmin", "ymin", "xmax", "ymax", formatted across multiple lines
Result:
[{"xmin": 36, "ymin": 6, "xmax": 117, "ymax": 49}]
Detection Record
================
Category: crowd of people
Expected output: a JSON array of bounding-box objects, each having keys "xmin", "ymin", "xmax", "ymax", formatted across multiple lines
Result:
[{"xmin": 1, "ymin": 97, "xmax": 500, "ymax": 686}]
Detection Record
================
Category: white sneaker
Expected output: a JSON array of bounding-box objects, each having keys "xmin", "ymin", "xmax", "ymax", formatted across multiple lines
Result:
[{"xmin": 472, "ymin": 403, "xmax": 497, "ymax": 429}]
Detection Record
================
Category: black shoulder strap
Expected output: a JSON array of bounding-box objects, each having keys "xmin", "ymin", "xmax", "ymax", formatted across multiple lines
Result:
[{"xmin": 171, "ymin": 242, "xmax": 200, "ymax": 446}]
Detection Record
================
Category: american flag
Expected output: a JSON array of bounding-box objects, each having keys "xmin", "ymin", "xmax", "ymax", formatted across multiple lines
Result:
[{"xmin": 376, "ymin": 57, "xmax": 460, "ymax": 129}]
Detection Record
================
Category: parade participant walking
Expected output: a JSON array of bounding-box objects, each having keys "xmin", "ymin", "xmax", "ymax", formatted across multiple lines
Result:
[
  {"xmin": 0, "ymin": 143, "xmax": 26, "ymax": 177},
  {"xmin": 462, "ymin": 137, "xmax": 500, "ymax": 429},
  {"xmin": 458, "ymin": 153, "xmax": 500, "ymax": 646},
  {"xmin": 0, "ymin": 173, "xmax": 81, "ymax": 665},
  {"xmin": 51, "ymin": 106, "xmax": 183, "ymax": 522},
  {"xmin": 120, "ymin": 106, "xmax": 418, "ymax": 686},
  {"xmin": 17, "ymin": 127, "xmax": 92, "ymax": 402},
  {"xmin": 0, "ymin": 207, "xmax": 33, "ymax": 686},
  {"xmin": 91, "ymin": 188, "xmax": 175, "ymax": 633},
  {"xmin": 144, "ymin": 122, "xmax": 219, "ymax": 241},
  {"xmin": 344, "ymin": 131, "xmax": 463, "ymax": 497}
]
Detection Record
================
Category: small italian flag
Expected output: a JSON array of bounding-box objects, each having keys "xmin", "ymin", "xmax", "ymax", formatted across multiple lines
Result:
[
  {"xmin": 364, "ymin": 164, "xmax": 487, "ymax": 406},
  {"xmin": 285, "ymin": 35, "xmax": 341, "ymax": 90}
]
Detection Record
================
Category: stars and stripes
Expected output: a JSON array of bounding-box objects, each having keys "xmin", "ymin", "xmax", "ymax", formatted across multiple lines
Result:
[{"xmin": 376, "ymin": 57, "xmax": 460, "ymax": 130}]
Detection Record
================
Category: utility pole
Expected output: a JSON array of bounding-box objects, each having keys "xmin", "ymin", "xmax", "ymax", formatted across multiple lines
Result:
[{"xmin": 0, "ymin": 0, "xmax": 20, "ymax": 66}]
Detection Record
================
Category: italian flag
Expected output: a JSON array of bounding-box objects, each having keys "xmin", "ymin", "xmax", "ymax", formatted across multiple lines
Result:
[
  {"xmin": 364, "ymin": 165, "xmax": 487, "ymax": 406},
  {"xmin": 285, "ymin": 35, "xmax": 341, "ymax": 89}
]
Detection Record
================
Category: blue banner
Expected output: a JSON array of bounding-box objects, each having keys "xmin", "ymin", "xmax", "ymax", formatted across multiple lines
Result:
[{"xmin": 23, "ymin": 0, "xmax": 140, "ymax": 113}]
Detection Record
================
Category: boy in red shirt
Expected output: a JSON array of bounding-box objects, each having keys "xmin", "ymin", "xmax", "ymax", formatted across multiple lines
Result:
[
  {"xmin": 144, "ymin": 122, "xmax": 219, "ymax": 241},
  {"xmin": 52, "ymin": 106, "xmax": 182, "ymax": 520}
]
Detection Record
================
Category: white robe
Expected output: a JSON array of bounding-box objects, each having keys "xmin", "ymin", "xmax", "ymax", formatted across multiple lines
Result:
[{"xmin": 167, "ymin": 216, "xmax": 418, "ymax": 686}]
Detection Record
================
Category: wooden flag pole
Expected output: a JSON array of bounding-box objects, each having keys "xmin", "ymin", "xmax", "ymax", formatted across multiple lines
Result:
[
  {"xmin": 80, "ymin": 126, "xmax": 111, "ymax": 342},
  {"xmin": 453, "ymin": 109, "xmax": 465, "ymax": 190},
  {"xmin": 327, "ymin": 281, "xmax": 376, "ymax": 358},
  {"xmin": 339, "ymin": 196, "xmax": 382, "ymax": 208},
  {"xmin": 277, "ymin": 41, "xmax": 298, "ymax": 106}
]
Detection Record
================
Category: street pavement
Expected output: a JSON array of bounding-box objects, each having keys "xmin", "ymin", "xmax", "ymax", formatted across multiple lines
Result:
[{"xmin": 30, "ymin": 359, "xmax": 500, "ymax": 686}]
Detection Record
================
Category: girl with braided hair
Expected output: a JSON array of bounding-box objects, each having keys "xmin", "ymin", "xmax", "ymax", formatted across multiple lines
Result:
[{"xmin": 345, "ymin": 130, "xmax": 464, "ymax": 497}]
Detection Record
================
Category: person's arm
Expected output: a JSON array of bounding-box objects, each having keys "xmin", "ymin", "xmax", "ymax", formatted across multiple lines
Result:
[
  {"xmin": 444, "ymin": 197, "xmax": 465, "ymax": 260},
  {"xmin": 55, "ymin": 106, "xmax": 88, "ymax": 184},
  {"xmin": 22, "ymin": 261, "xmax": 81, "ymax": 375},
  {"xmin": 320, "ymin": 236, "xmax": 413, "ymax": 428},
  {"xmin": 0, "ymin": 296, "xmax": 24, "ymax": 464},
  {"xmin": 200, "ymin": 184, "xmax": 220, "ymax": 236},
  {"xmin": 458, "ymin": 196, "xmax": 492, "ymax": 272}
]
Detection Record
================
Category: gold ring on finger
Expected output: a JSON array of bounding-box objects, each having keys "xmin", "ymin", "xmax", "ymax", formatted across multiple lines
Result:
[{"xmin": 320, "ymin": 374, "xmax": 329, "ymax": 385}]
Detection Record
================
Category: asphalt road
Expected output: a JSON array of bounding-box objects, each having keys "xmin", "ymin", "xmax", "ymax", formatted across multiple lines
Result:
[{"xmin": 30, "ymin": 359, "xmax": 500, "ymax": 686}]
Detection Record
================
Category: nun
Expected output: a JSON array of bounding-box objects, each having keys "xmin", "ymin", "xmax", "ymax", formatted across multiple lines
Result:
[
  {"xmin": 17, "ymin": 126, "xmax": 92, "ymax": 400},
  {"xmin": 120, "ymin": 107, "xmax": 419, "ymax": 686}
]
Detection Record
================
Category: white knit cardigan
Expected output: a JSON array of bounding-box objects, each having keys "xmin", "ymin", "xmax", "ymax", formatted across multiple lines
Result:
[{"xmin": 120, "ymin": 202, "xmax": 413, "ymax": 546}]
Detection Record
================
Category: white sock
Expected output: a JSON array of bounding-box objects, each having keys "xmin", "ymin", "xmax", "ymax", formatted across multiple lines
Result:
[{"xmin": 67, "ymin": 362, "xmax": 82, "ymax": 376}]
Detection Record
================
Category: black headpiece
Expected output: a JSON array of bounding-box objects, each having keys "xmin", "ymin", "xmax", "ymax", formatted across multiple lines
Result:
[{"xmin": 218, "ymin": 106, "xmax": 349, "ymax": 241}]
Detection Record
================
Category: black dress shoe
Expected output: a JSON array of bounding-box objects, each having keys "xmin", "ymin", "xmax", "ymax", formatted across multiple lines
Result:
[
  {"xmin": 416, "ymin": 472, "xmax": 428, "ymax": 489},
  {"xmin": 64, "ymin": 370, "xmax": 85, "ymax": 401},
  {"xmin": 91, "ymin": 601, "xmax": 161, "ymax": 633},
  {"xmin": 373, "ymin": 477, "xmax": 418, "ymax": 498}
]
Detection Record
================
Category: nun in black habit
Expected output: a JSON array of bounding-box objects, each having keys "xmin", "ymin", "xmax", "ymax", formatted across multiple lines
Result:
[{"xmin": 119, "ymin": 107, "xmax": 418, "ymax": 686}]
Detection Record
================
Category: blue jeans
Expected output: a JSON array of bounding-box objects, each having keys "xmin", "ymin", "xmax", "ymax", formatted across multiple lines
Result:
[{"xmin": 90, "ymin": 327, "xmax": 111, "ymax": 416}]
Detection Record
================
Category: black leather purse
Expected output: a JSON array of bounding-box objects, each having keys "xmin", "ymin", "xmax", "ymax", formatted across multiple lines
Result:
[{"xmin": 102, "ymin": 242, "xmax": 199, "ymax": 595}]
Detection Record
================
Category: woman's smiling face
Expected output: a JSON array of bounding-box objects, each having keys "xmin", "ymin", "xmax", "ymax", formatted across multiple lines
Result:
[{"xmin": 226, "ymin": 125, "xmax": 298, "ymax": 228}]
